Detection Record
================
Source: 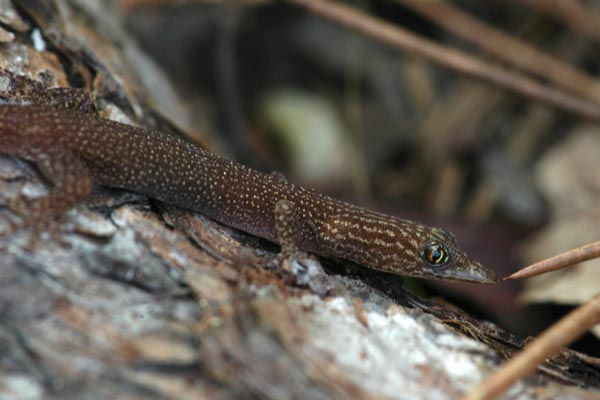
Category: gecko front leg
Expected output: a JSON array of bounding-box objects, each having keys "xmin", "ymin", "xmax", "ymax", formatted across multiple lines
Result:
[
  {"xmin": 273, "ymin": 199, "xmax": 331, "ymax": 293},
  {"xmin": 274, "ymin": 199, "xmax": 301, "ymax": 259}
]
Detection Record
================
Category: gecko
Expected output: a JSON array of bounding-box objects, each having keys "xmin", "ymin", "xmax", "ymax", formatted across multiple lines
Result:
[{"xmin": 0, "ymin": 72, "xmax": 497, "ymax": 284}]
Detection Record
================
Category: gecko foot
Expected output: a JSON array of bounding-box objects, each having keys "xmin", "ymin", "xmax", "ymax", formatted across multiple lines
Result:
[{"xmin": 272, "ymin": 199, "xmax": 331, "ymax": 294}]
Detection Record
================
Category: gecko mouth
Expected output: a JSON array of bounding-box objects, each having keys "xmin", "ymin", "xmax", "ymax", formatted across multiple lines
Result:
[{"xmin": 434, "ymin": 261, "xmax": 498, "ymax": 284}]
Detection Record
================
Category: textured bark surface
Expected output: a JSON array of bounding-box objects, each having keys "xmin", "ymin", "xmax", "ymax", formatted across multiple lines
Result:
[{"xmin": 1, "ymin": 1, "xmax": 600, "ymax": 399}]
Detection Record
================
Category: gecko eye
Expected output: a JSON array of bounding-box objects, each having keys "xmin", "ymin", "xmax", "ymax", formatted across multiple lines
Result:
[{"xmin": 421, "ymin": 242, "xmax": 450, "ymax": 268}]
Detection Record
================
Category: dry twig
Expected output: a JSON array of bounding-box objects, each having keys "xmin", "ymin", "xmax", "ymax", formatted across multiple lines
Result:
[
  {"xmin": 465, "ymin": 241, "xmax": 600, "ymax": 399},
  {"xmin": 520, "ymin": 0, "xmax": 600, "ymax": 44},
  {"xmin": 398, "ymin": 0, "xmax": 600, "ymax": 103},
  {"xmin": 463, "ymin": 292, "xmax": 600, "ymax": 400},
  {"xmin": 506, "ymin": 240, "xmax": 600, "ymax": 280},
  {"xmin": 285, "ymin": 0, "xmax": 600, "ymax": 120}
]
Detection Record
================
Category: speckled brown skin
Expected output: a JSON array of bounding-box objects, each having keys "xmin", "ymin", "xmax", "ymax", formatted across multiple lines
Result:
[{"xmin": 0, "ymin": 75, "xmax": 497, "ymax": 284}]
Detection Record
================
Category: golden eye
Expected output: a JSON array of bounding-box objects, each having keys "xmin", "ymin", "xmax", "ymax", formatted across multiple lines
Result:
[{"xmin": 421, "ymin": 243, "xmax": 450, "ymax": 268}]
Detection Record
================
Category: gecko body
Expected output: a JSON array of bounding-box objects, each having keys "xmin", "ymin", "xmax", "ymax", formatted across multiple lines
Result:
[{"xmin": 0, "ymin": 74, "xmax": 497, "ymax": 284}]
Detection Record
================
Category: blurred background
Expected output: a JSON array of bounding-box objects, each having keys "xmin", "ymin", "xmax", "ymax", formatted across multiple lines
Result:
[{"xmin": 114, "ymin": 0, "xmax": 600, "ymax": 354}]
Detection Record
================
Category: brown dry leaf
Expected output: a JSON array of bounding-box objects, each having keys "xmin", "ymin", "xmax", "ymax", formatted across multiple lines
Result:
[{"xmin": 520, "ymin": 126, "xmax": 600, "ymax": 336}]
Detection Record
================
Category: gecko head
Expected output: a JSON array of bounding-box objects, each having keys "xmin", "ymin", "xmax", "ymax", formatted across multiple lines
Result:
[
  {"xmin": 325, "ymin": 215, "xmax": 497, "ymax": 284},
  {"xmin": 410, "ymin": 227, "xmax": 497, "ymax": 284}
]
